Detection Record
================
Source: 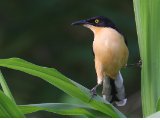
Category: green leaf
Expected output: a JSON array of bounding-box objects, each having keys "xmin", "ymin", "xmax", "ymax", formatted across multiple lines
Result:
[
  {"xmin": 0, "ymin": 70, "xmax": 15, "ymax": 103},
  {"xmin": 0, "ymin": 90, "xmax": 24, "ymax": 118},
  {"xmin": 19, "ymin": 103, "xmax": 108, "ymax": 117},
  {"xmin": 133, "ymin": 0, "xmax": 160, "ymax": 117},
  {"xmin": 156, "ymin": 97, "xmax": 160, "ymax": 111},
  {"xmin": 147, "ymin": 111, "xmax": 160, "ymax": 118},
  {"xmin": 0, "ymin": 58, "xmax": 125, "ymax": 118}
]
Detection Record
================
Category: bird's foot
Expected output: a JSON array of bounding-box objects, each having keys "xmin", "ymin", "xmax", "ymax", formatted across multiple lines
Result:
[
  {"xmin": 89, "ymin": 88, "xmax": 97, "ymax": 102},
  {"xmin": 126, "ymin": 59, "xmax": 142, "ymax": 68},
  {"xmin": 90, "ymin": 87, "xmax": 97, "ymax": 96},
  {"xmin": 88, "ymin": 85, "xmax": 99, "ymax": 102},
  {"xmin": 137, "ymin": 60, "xmax": 142, "ymax": 68}
]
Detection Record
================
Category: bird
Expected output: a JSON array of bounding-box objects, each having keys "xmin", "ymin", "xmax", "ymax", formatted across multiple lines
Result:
[{"xmin": 72, "ymin": 16, "xmax": 129, "ymax": 106}]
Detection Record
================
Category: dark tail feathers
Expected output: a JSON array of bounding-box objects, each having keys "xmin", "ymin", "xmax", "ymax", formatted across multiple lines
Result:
[{"xmin": 109, "ymin": 77, "xmax": 120, "ymax": 103}]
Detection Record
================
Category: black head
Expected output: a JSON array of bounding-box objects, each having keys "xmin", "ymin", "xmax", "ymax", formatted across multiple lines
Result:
[
  {"xmin": 72, "ymin": 16, "xmax": 126, "ymax": 45},
  {"xmin": 72, "ymin": 16, "xmax": 117, "ymax": 30}
]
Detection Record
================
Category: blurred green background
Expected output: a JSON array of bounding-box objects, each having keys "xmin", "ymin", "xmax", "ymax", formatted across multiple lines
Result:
[{"xmin": 0, "ymin": 0, "xmax": 141, "ymax": 118}]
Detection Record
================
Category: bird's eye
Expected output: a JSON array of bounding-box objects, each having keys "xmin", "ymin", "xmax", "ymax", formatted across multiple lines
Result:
[{"xmin": 95, "ymin": 19, "xmax": 99, "ymax": 24}]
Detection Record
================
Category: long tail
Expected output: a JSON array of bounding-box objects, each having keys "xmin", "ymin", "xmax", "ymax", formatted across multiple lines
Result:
[
  {"xmin": 109, "ymin": 77, "xmax": 119, "ymax": 103},
  {"xmin": 102, "ymin": 72, "xmax": 127, "ymax": 106}
]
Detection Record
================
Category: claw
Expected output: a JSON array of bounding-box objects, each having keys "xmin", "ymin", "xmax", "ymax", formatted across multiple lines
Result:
[
  {"xmin": 125, "ymin": 59, "xmax": 142, "ymax": 68},
  {"xmin": 90, "ymin": 87, "xmax": 97, "ymax": 96},
  {"xmin": 88, "ymin": 84, "xmax": 99, "ymax": 102},
  {"xmin": 89, "ymin": 89, "xmax": 97, "ymax": 102},
  {"xmin": 137, "ymin": 60, "xmax": 142, "ymax": 67}
]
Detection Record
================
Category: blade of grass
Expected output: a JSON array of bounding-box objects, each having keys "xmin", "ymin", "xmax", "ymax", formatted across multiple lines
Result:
[
  {"xmin": 0, "ymin": 90, "xmax": 24, "ymax": 118},
  {"xmin": 0, "ymin": 70, "xmax": 15, "ymax": 103},
  {"xmin": 133, "ymin": 0, "xmax": 160, "ymax": 117},
  {"xmin": 19, "ymin": 103, "xmax": 108, "ymax": 117},
  {"xmin": 0, "ymin": 58, "xmax": 125, "ymax": 118}
]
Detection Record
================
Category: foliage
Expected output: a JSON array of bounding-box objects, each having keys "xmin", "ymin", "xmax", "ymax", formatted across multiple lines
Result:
[
  {"xmin": 0, "ymin": 70, "xmax": 15, "ymax": 103},
  {"xmin": 19, "ymin": 103, "xmax": 107, "ymax": 117},
  {"xmin": 0, "ymin": 0, "xmax": 140, "ymax": 117},
  {"xmin": 133, "ymin": 0, "xmax": 160, "ymax": 117},
  {"xmin": 0, "ymin": 58, "xmax": 125, "ymax": 118},
  {"xmin": 0, "ymin": 90, "xmax": 24, "ymax": 118}
]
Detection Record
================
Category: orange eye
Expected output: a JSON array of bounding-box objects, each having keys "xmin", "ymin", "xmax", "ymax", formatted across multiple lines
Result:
[{"xmin": 95, "ymin": 19, "xmax": 99, "ymax": 23}]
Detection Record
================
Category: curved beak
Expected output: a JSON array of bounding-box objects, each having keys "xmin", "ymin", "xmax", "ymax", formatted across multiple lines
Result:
[{"xmin": 71, "ymin": 20, "xmax": 87, "ymax": 26}]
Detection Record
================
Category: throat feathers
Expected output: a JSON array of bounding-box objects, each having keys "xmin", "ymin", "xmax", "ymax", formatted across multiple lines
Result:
[{"xmin": 72, "ymin": 16, "xmax": 129, "ymax": 106}]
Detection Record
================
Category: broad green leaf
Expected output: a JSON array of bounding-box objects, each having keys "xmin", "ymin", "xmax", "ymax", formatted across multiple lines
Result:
[
  {"xmin": 0, "ymin": 58, "xmax": 125, "ymax": 118},
  {"xmin": 0, "ymin": 70, "xmax": 15, "ymax": 103},
  {"xmin": 0, "ymin": 90, "xmax": 24, "ymax": 118},
  {"xmin": 19, "ymin": 103, "xmax": 108, "ymax": 117},
  {"xmin": 156, "ymin": 97, "xmax": 160, "ymax": 111},
  {"xmin": 148, "ymin": 111, "xmax": 160, "ymax": 118},
  {"xmin": 133, "ymin": 0, "xmax": 160, "ymax": 117}
]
